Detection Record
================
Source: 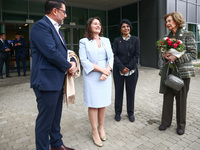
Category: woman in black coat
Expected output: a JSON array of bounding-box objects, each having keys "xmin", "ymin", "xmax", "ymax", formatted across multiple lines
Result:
[{"xmin": 113, "ymin": 19, "xmax": 140, "ymax": 122}]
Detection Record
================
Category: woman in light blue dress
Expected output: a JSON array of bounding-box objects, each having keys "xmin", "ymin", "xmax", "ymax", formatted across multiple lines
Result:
[{"xmin": 79, "ymin": 17, "xmax": 113, "ymax": 147}]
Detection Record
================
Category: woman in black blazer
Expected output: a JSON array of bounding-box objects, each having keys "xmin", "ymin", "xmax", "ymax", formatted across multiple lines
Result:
[{"xmin": 113, "ymin": 19, "xmax": 140, "ymax": 122}]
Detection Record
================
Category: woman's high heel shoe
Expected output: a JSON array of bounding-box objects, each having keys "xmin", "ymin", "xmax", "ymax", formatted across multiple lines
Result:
[
  {"xmin": 92, "ymin": 135, "xmax": 103, "ymax": 147},
  {"xmin": 98, "ymin": 126, "xmax": 107, "ymax": 141},
  {"xmin": 100, "ymin": 135, "xmax": 106, "ymax": 141}
]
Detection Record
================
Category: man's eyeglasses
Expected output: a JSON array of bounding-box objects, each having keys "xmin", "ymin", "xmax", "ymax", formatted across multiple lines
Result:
[{"xmin": 57, "ymin": 8, "xmax": 67, "ymax": 15}]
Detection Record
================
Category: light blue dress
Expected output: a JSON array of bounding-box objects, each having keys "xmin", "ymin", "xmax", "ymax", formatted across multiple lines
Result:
[{"xmin": 80, "ymin": 38, "xmax": 112, "ymax": 108}]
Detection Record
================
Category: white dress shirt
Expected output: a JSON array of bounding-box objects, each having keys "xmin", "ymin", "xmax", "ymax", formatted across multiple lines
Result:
[{"xmin": 45, "ymin": 15, "xmax": 64, "ymax": 43}]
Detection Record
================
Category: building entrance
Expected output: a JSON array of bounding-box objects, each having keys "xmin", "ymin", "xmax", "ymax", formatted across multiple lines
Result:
[{"xmin": 3, "ymin": 23, "xmax": 30, "ymax": 72}]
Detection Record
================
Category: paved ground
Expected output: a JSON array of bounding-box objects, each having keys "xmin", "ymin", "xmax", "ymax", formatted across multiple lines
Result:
[{"xmin": 0, "ymin": 67, "xmax": 200, "ymax": 150}]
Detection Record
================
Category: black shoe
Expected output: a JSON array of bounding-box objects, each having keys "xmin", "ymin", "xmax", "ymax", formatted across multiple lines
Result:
[
  {"xmin": 18, "ymin": 74, "xmax": 21, "ymax": 76},
  {"xmin": 23, "ymin": 73, "xmax": 26, "ymax": 76},
  {"xmin": 0, "ymin": 76, "xmax": 4, "ymax": 79},
  {"xmin": 115, "ymin": 114, "xmax": 121, "ymax": 122},
  {"xmin": 159, "ymin": 125, "xmax": 170, "ymax": 131},
  {"xmin": 177, "ymin": 128, "xmax": 185, "ymax": 135},
  {"xmin": 6, "ymin": 74, "xmax": 11, "ymax": 78},
  {"xmin": 128, "ymin": 115, "xmax": 135, "ymax": 122}
]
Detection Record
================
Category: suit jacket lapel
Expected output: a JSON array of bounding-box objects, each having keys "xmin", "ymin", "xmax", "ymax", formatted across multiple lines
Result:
[
  {"xmin": 58, "ymin": 30, "xmax": 68, "ymax": 50},
  {"xmin": 43, "ymin": 16, "xmax": 68, "ymax": 50}
]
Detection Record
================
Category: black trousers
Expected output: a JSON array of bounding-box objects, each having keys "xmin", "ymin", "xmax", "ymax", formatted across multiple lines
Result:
[
  {"xmin": 0, "ymin": 54, "xmax": 10, "ymax": 76},
  {"xmin": 113, "ymin": 67, "xmax": 138, "ymax": 116},
  {"xmin": 161, "ymin": 78, "xmax": 190, "ymax": 130}
]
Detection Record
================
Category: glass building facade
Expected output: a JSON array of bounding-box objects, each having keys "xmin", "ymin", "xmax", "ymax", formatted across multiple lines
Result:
[{"xmin": 0, "ymin": 0, "xmax": 199, "ymax": 71}]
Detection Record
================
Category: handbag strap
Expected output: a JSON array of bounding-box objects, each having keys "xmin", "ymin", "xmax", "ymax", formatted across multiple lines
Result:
[{"xmin": 165, "ymin": 62, "xmax": 181, "ymax": 78}]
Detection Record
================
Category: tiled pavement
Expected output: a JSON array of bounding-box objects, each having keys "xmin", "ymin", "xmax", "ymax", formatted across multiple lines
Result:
[{"xmin": 0, "ymin": 67, "xmax": 200, "ymax": 150}]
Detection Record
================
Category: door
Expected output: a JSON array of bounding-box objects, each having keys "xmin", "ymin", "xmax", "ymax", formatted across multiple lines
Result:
[{"xmin": 60, "ymin": 26, "xmax": 85, "ymax": 56}]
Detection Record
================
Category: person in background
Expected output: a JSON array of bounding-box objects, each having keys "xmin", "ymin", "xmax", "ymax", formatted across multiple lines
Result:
[
  {"xmin": 159, "ymin": 12, "xmax": 197, "ymax": 135},
  {"xmin": 79, "ymin": 17, "xmax": 113, "ymax": 147},
  {"xmin": 30, "ymin": 0, "xmax": 76, "ymax": 149},
  {"xmin": 0, "ymin": 33, "xmax": 11, "ymax": 79},
  {"xmin": 113, "ymin": 19, "xmax": 140, "ymax": 122},
  {"xmin": 13, "ymin": 32, "xmax": 27, "ymax": 76}
]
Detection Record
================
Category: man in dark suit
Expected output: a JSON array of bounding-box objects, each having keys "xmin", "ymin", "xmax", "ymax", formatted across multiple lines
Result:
[
  {"xmin": 30, "ymin": 0, "xmax": 76, "ymax": 150},
  {"xmin": 13, "ymin": 32, "xmax": 27, "ymax": 76},
  {"xmin": 0, "ymin": 33, "xmax": 11, "ymax": 79}
]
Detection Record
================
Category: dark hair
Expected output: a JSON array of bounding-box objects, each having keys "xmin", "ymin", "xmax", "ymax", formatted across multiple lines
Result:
[
  {"xmin": 118, "ymin": 19, "xmax": 133, "ymax": 30},
  {"xmin": 15, "ymin": 32, "xmax": 21, "ymax": 36},
  {"xmin": 45, "ymin": 0, "xmax": 66, "ymax": 14},
  {"xmin": 0, "ymin": 33, "xmax": 5, "ymax": 37},
  {"xmin": 84, "ymin": 17, "xmax": 104, "ymax": 40}
]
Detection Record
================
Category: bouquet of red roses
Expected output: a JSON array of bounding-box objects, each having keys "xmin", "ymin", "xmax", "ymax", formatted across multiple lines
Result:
[
  {"xmin": 156, "ymin": 37, "xmax": 186, "ymax": 69},
  {"xmin": 156, "ymin": 37, "xmax": 185, "ymax": 52}
]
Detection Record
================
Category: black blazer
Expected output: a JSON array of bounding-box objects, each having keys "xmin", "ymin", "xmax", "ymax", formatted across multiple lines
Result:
[
  {"xmin": 113, "ymin": 36, "xmax": 140, "ymax": 71},
  {"xmin": 0, "ymin": 40, "xmax": 6, "ymax": 58}
]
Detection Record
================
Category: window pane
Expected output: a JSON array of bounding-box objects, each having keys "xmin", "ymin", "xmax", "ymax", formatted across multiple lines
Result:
[
  {"xmin": 188, "ymin": 24, "xmax": 196, "ymax": 39},
  {"xmin": 168, "ymin": 0, "xmax": 176, "ymax": 13},
  {"xmin": 108, "ymin": 8, "xmax": 120, "ymax": 26},
  {"xmin": 130, "ymin": 23, "xmax": 138, "ymax": 37},
  {"xmin": 108, "ymin": 26, "xmax": 120, "ymax": 44},
  {"xmin": 122, "ymin": 3, "xmax": 138, "ymax": 22},
  {"xmin": 188, "ymin": 0, "xmax": 197, "ymax": 3},
  {"xmin": 2, "ymin": 0, "xmax": 27, "ymax": 13},
  {"xmin": 177, "ymin": 1, "xmax": 186, "ymax": 20},
  {"xmin": 2, "ymin": 0, "xmax": 27, "ymax": 21},
  {"xmin": 197, "ymin": 24, "xmax": 200, "ymax": 41},
  {"xmin": 198, "ymin": 6, "xmax": 200, "ymax": 23},
  {"xmin": 64, "ymin": 6, "xmax": 71, "ymax": 24},
  {"xmin": 198, "ymin": 43, "xmax": 200, "ymax": 59},
  {"xmin": 72, "ymin": 7, "xmax": 88, "ymax": 25},
  {"xmin": 29, "ymin": 1, "xmax": 44, "ymax": 15},
  {"xmin": 89, "ymin": 9, "xmax": 106, "ymax": 26},
  {"xmin": 188, "ymin": 3, "xmax": 197, "ymax": 23},
  {"xmin": 73, "ymin": 28, "xmax": 85, "ymax": 44}
]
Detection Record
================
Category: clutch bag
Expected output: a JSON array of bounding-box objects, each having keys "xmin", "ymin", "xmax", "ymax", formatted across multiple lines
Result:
[{"xmin": 164, "ymin": 74, "xmax": 184, "ymax": 91}]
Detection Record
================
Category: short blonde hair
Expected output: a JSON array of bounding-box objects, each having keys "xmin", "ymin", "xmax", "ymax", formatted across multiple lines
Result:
[{"xmin": 164, "ymin": 12, "xmax": 185, "ymax": 28}]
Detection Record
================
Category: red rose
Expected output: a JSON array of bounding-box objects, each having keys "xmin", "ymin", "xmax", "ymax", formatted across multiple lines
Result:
[
  {"xmin": 177, "ymin": 40, "xmax": 181, "ymax": 44},
  {"xmin": 173, "ymin": 43, "xmax": 178, "ymax": 48},
  {"xmin": 160, "ymin": 42, "xmax": 164, "ymax": 45},
  {"xmin": 167, "ymin": 41, "xmax": 173, "ymax": 46},
  {"xmin": 166, "ymin": 38, "xmax": 170, "ymax": 41}
]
